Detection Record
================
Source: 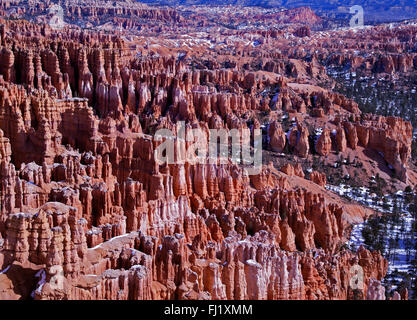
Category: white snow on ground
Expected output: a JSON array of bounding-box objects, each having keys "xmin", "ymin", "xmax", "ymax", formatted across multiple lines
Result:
[
  {"xmin": 91, "ymin": 233, "xmax": 130, "ymax": 250},
  {"xmin": 0, "ymin": 265, "xmax": 10, "ymax": 274},
  {"xmin": 327, "ymin": 184, "xmax": 416, "ymax": 290},
  {"xmin": 246, "ymin": 259, "xmax": 261, "ymax": 267},
  {"xmin": 30, "ymin": 269, "xmax": 46, "ymax": 298}
]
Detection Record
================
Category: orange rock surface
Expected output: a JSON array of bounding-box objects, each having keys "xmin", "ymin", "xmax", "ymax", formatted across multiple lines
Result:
[{"xmin": 0, "ymin": 2, "xmax": 414, "ymax": 300}]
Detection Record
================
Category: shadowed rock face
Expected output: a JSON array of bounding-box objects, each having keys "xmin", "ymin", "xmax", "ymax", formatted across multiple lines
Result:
[{"xmin": 0, "ymin": 2, "xmax": 413, "ymax": 300}]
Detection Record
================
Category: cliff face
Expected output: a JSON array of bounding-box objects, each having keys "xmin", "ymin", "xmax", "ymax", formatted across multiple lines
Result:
[
  {"xmin": 0, "ymin": 210, "xmax": 388, "ymax": 300},
  {"xmin": 0, "ymin": 12, "xmax": 412, "ymax": 300}
]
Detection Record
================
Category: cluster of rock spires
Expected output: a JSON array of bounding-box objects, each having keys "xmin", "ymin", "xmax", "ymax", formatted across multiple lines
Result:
[{"xmin": 0, "ymin": 8, "xmax": 413, "ymax": 300}]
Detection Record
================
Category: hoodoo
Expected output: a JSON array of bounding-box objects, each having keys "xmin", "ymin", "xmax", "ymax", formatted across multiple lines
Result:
[{"xmin": 0, "ymin": 0, "xmax": 416, "ymax": 302}]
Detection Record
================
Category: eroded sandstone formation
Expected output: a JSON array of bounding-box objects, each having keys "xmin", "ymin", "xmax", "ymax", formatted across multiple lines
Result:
[{"xmin": 0, "ymin": 2, "xmax": 413, "ymax": 300}]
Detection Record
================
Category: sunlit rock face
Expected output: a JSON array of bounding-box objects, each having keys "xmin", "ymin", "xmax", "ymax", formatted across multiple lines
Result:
[{"xmin": 0, "ymin": 1, "xmax": 414, "ymax": 300}]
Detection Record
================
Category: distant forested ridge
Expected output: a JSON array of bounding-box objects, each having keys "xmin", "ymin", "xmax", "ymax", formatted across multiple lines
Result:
[{"xmin": 139, "ymin": 0, "xmax": 417, "ymax": 22}]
